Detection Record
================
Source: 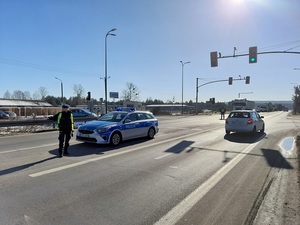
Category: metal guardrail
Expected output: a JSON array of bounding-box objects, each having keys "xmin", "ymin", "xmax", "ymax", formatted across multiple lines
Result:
[{"xmin": 0, "ymin": 117, "xmax": 97, "ymax": 128}]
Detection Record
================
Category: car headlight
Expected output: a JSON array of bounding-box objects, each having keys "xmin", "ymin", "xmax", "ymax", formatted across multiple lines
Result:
[{"xmin": 96, "ymin": 127, "xmax": 110, "ymax": 133}]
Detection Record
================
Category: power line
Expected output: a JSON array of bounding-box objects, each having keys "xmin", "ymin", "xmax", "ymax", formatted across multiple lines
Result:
[
  {"xmin": 0, "ymin": 58, "xmax": 100, "ymax": 78},
  {"xmin": 233, "ymin": 40, "xmax": 300, "ymax": 55},
  {"xmin": 259, "ymin": 40, "xmax": 300, "ymax": 51}
]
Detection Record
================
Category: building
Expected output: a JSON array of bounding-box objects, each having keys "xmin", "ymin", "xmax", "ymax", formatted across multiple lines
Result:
[{"xmin": 0, "ymin": 99, "xmax": 55, "ymax": 117}]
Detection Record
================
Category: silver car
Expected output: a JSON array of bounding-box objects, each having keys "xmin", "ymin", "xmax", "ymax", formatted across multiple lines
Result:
[
  {"xmin": 0, "ymin": 110, "xmax": 10, "ymax": 119},
  {"xmin": 225, "ymin": 110, "xmax": 265, "ymax": 135}
]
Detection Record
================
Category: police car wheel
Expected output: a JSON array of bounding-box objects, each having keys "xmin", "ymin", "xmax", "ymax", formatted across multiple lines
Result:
[
  {"xmin": 110, "ymin": 132, "xmax": 121, "ymax": 146},
  {"xmin": 147, "ymin": 127, "xmax": 155, "ymax": 139}
]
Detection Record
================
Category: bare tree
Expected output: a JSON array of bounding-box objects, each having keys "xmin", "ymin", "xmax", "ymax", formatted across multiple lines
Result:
[
  {"xmin": 121, "ymin": 82, "xmax": 140, "ymax": 101},
  {"xmin": 73, "ymin": 84, "xmax": 85, "ymax": 98},
  {"xmin": 3, "ymin": 90, "xmax": 11, "ymax": 99},
  {"xmin": 32, "ymin": 86, "xmax": 48, "ymax": 100},
  {"xmin": 12, "ymin": 90, "xmax": 25, "ymax": 99},
  {"xmin": 11, "ymin": 90, "xmax": 31, "ymax": 99},
  {"xmin": 23, "ymin": 91, "xmax": 31, "ymax": 100},
  {"xmin": 38, "ymin": 86, "xmax": 48, "ymax": 100},
  {"xmin": 32, "ymin": 92, "xmax": 40, "ymax": 100}
]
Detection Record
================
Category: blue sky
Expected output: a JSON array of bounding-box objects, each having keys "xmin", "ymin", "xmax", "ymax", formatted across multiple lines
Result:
[{"xmin": 0, "ymin": 0, "xmax": 299, "ymax": 103}]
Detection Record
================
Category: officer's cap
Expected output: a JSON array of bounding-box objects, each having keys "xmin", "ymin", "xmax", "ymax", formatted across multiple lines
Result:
[{"xmin": 62, "ymin": 104, "xmax": 70, "ymax": 109}]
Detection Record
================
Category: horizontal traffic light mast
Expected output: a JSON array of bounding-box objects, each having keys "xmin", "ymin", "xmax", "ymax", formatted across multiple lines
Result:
[
  {"xmin": 195, "ymin": 76, "xmax": 250, "ymax": 114},
  {"xmin": 210, "ymin": 47, "xmax": 300, "ymax": 67},
  {"xmin": 196, "ymin": 76, "xmax": 249, "ymax": 90},
  {"xmin": 219, "ymin": 50, "xmax": 300, "ymax": 59}
]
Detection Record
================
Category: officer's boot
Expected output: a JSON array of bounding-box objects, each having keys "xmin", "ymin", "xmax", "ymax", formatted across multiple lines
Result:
[
  {"xmin": 64, "ymin": 144, "xmax": 69, "ymax": 156},
  {"xmin": 58, "ymin": 149, "xmax": 63, "ymax": 158},
  {"xmin": 64, "ymin": 148, "xmax": 69, "ymax": 156}
]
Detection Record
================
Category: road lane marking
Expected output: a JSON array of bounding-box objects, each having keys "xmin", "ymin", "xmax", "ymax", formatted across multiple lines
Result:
[
  {"xmin": 0, "ymin": 144, "xmax": 57, "ymax": 154},
  {"xmin": 1, "ymin": 140, "xmax": 77, "ymax": 154},
  {"xmin": 154, "ymin": 141, "xmax": 260, "ymax": 225},
  {"xmin": 29, "ymin": 128, "xmax": 218, "ymax": 178},
  {"xmin": 155, "ymin": 153, "xmax": 172, "ymax": 160}
]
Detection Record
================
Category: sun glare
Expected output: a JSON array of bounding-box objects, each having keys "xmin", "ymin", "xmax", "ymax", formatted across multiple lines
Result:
[{"xmin": 230, "ymin": 0, "xmax": 245, "ymax": 3}]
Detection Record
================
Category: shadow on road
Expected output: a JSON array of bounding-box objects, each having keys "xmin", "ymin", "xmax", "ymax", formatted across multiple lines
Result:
[
  {"xmin": 0, "ymin": 156, "xmax": 57, "ymax": 176},
  {"xmin": 261, "ymin": 148, "xmax": 293, "ymax": 169},
  {"xmin": 48, "ymin": 137, "xmax": 156, "ymax": 157},
  {"xmin": 162, "ymin": 142, "xmax": 294, "ymax": 170},
  {"xmin": 190, "ymin": 146, "xmax": 294, "ymax": 169},
  {"xmin": 224, "ymin": 132, "xmax": 266, "ymax": 143},
  {"xmin": 165, "ymin": 140, "xmax": 194, "ymax": 154}
]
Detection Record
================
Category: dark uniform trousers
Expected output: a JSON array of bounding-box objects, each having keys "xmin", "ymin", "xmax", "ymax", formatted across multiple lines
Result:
[{"xmin": 58, "ymin": 131, "xmax": 71, "ymax": 155}]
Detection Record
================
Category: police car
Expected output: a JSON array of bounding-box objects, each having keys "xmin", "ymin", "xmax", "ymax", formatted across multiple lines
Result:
[{"xmin": 76, "ymin": 108, "xmax": 159, "ymax": 146}]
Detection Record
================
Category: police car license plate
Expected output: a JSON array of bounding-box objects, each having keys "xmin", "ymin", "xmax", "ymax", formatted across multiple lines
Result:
[{"xmin": 80, "ymin": 133, "xmax": 90, "ymax": 138}]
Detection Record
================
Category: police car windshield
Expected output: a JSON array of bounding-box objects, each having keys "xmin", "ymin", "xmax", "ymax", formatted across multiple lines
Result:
[{"xmin": 98, "ymin": 112, "xmax": 128, "ymax": 122}]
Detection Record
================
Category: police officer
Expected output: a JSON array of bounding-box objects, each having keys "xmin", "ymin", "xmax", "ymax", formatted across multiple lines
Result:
[
  {"xmin": 56, "ymin": 104, "xmax": 74, "ymax": 157},
  {"xmin": 220, "ymin": 108, "xmax": 226, "ymax": 120}
]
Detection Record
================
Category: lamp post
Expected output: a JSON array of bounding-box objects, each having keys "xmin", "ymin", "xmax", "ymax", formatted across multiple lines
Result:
[
  {"xmin": 104, "ymin": 28, "xmax": 116, "ymax": 114},
  {"xmin": 55, "ymin": 77, "xmax": 64, "ymax": 104},
  {"xmin": 180, "ymin": 61, "xmax": 191, "ymax": 115}
]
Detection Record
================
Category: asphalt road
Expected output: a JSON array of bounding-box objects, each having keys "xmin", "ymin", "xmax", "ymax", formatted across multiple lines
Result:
[{"xmin": 0, "ymin": 111, "xmax": 299, "ymax": 225}]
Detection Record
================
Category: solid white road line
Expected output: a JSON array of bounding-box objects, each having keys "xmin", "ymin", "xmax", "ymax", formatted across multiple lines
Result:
[{"xmin": 153, "ymin": 141, "xmax": 260, "ymax": 225}]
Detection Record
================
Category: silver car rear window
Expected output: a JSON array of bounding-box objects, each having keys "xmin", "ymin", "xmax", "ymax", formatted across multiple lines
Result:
[{"xmin": 229, "ymin": 112, "xmax": 250, "ymax": 118}]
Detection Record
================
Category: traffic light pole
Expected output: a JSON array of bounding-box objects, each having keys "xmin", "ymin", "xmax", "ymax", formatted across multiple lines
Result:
[{"xmin": 195, "ymin": 77, "xmax": 247, "ymax": 114}]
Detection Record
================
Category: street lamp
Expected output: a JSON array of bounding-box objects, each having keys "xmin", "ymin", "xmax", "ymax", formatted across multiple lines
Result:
[
  {"xmin": 180, "ymin": 61, "xmax": 191, "ymax": 115},
  {"xmin": 55, "ymin": 77, "xmax": 64, "ymax": 104},
  {"xmin": 104, "ymin": 28, "xmax": 116, "ymax": 114}
]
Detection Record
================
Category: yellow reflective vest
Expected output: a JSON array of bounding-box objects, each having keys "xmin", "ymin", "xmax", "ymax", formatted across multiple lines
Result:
[{"xmin": 56, "ymin": 111, "xmax": 74, "ymax": 131}]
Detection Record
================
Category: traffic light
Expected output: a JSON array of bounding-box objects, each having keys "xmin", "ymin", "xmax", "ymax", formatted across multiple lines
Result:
[
  {"xmin": 245, "ymin": 76, "xmax": 250, "ymax": 84},
  {"xmin": 228, "ymin": 77, "xmax": 233, "ymax": 85},
  {"xmin": 210, "ymin": 51, "xmax": 218, "ymax": 67},
  {"xmin": 249, "ymin": 46, "xmax": 257, "ymax": 63},
  {"xmin": 86, "ymin": 92, "xmax": 91, "ymax": 101}
]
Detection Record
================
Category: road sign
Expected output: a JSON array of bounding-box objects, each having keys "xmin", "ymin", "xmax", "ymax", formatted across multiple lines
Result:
[{"xmin": 110, "ymin": 92, "xmax": 119, "ymax": 98}]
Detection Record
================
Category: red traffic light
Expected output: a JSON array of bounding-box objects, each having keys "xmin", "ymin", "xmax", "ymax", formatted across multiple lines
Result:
[{"xmin": 210, "ymin": 51, "xmax": 218, "ymax": 67}]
